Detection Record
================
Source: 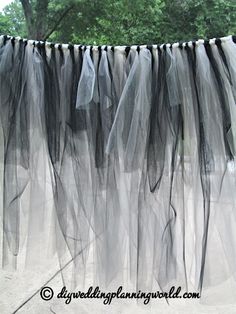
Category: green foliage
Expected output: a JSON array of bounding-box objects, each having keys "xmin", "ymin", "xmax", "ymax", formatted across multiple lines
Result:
[
  {"xmin": 0, "ymin": 0, "xmax": 235, "ymax": 44},
  {"xmin": 0, "ymin": 0, "xmax": 27, "ymax": 37}
]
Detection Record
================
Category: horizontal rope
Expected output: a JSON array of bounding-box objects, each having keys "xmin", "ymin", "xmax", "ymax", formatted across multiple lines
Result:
[{"xmin": 1, "ymin": 33, "xmax": 236, "ymax": 52}]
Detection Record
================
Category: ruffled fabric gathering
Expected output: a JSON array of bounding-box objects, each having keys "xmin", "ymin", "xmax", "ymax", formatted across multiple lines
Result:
[{"xmin": 0, "ymin": 34, "xmax": 236, "ymax": 294}]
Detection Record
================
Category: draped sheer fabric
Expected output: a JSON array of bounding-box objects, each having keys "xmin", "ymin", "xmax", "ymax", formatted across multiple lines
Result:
[{"xmin": 0, "ymin": 35, "xmax": 236, "ymax": 294}]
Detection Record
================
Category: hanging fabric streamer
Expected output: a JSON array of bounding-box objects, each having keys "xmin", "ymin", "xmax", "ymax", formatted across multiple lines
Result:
[{"xmin": 0, "ymin": 34, "xmax": 236, "ymax": 295}]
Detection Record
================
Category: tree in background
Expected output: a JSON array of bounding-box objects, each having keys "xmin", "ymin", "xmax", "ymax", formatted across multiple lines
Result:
[
  {"xmin": 19, "ymin": 0, "xmax": 78, "ymax": 40},
  {"xmin": 0, "ymin": 0, "xmax": 235, "ymax": 44}
]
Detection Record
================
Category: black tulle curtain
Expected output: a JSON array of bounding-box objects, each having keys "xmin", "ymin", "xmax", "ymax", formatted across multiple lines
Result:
[{"xmin": 1, "ymin": 34, "xmax": 236, "ymax": 293}]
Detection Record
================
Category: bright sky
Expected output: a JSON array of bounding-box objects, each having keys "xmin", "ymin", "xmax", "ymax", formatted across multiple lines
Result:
[{"xmin": 0, "ymin": 0, "xmax": 13, "ymax": 12}]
